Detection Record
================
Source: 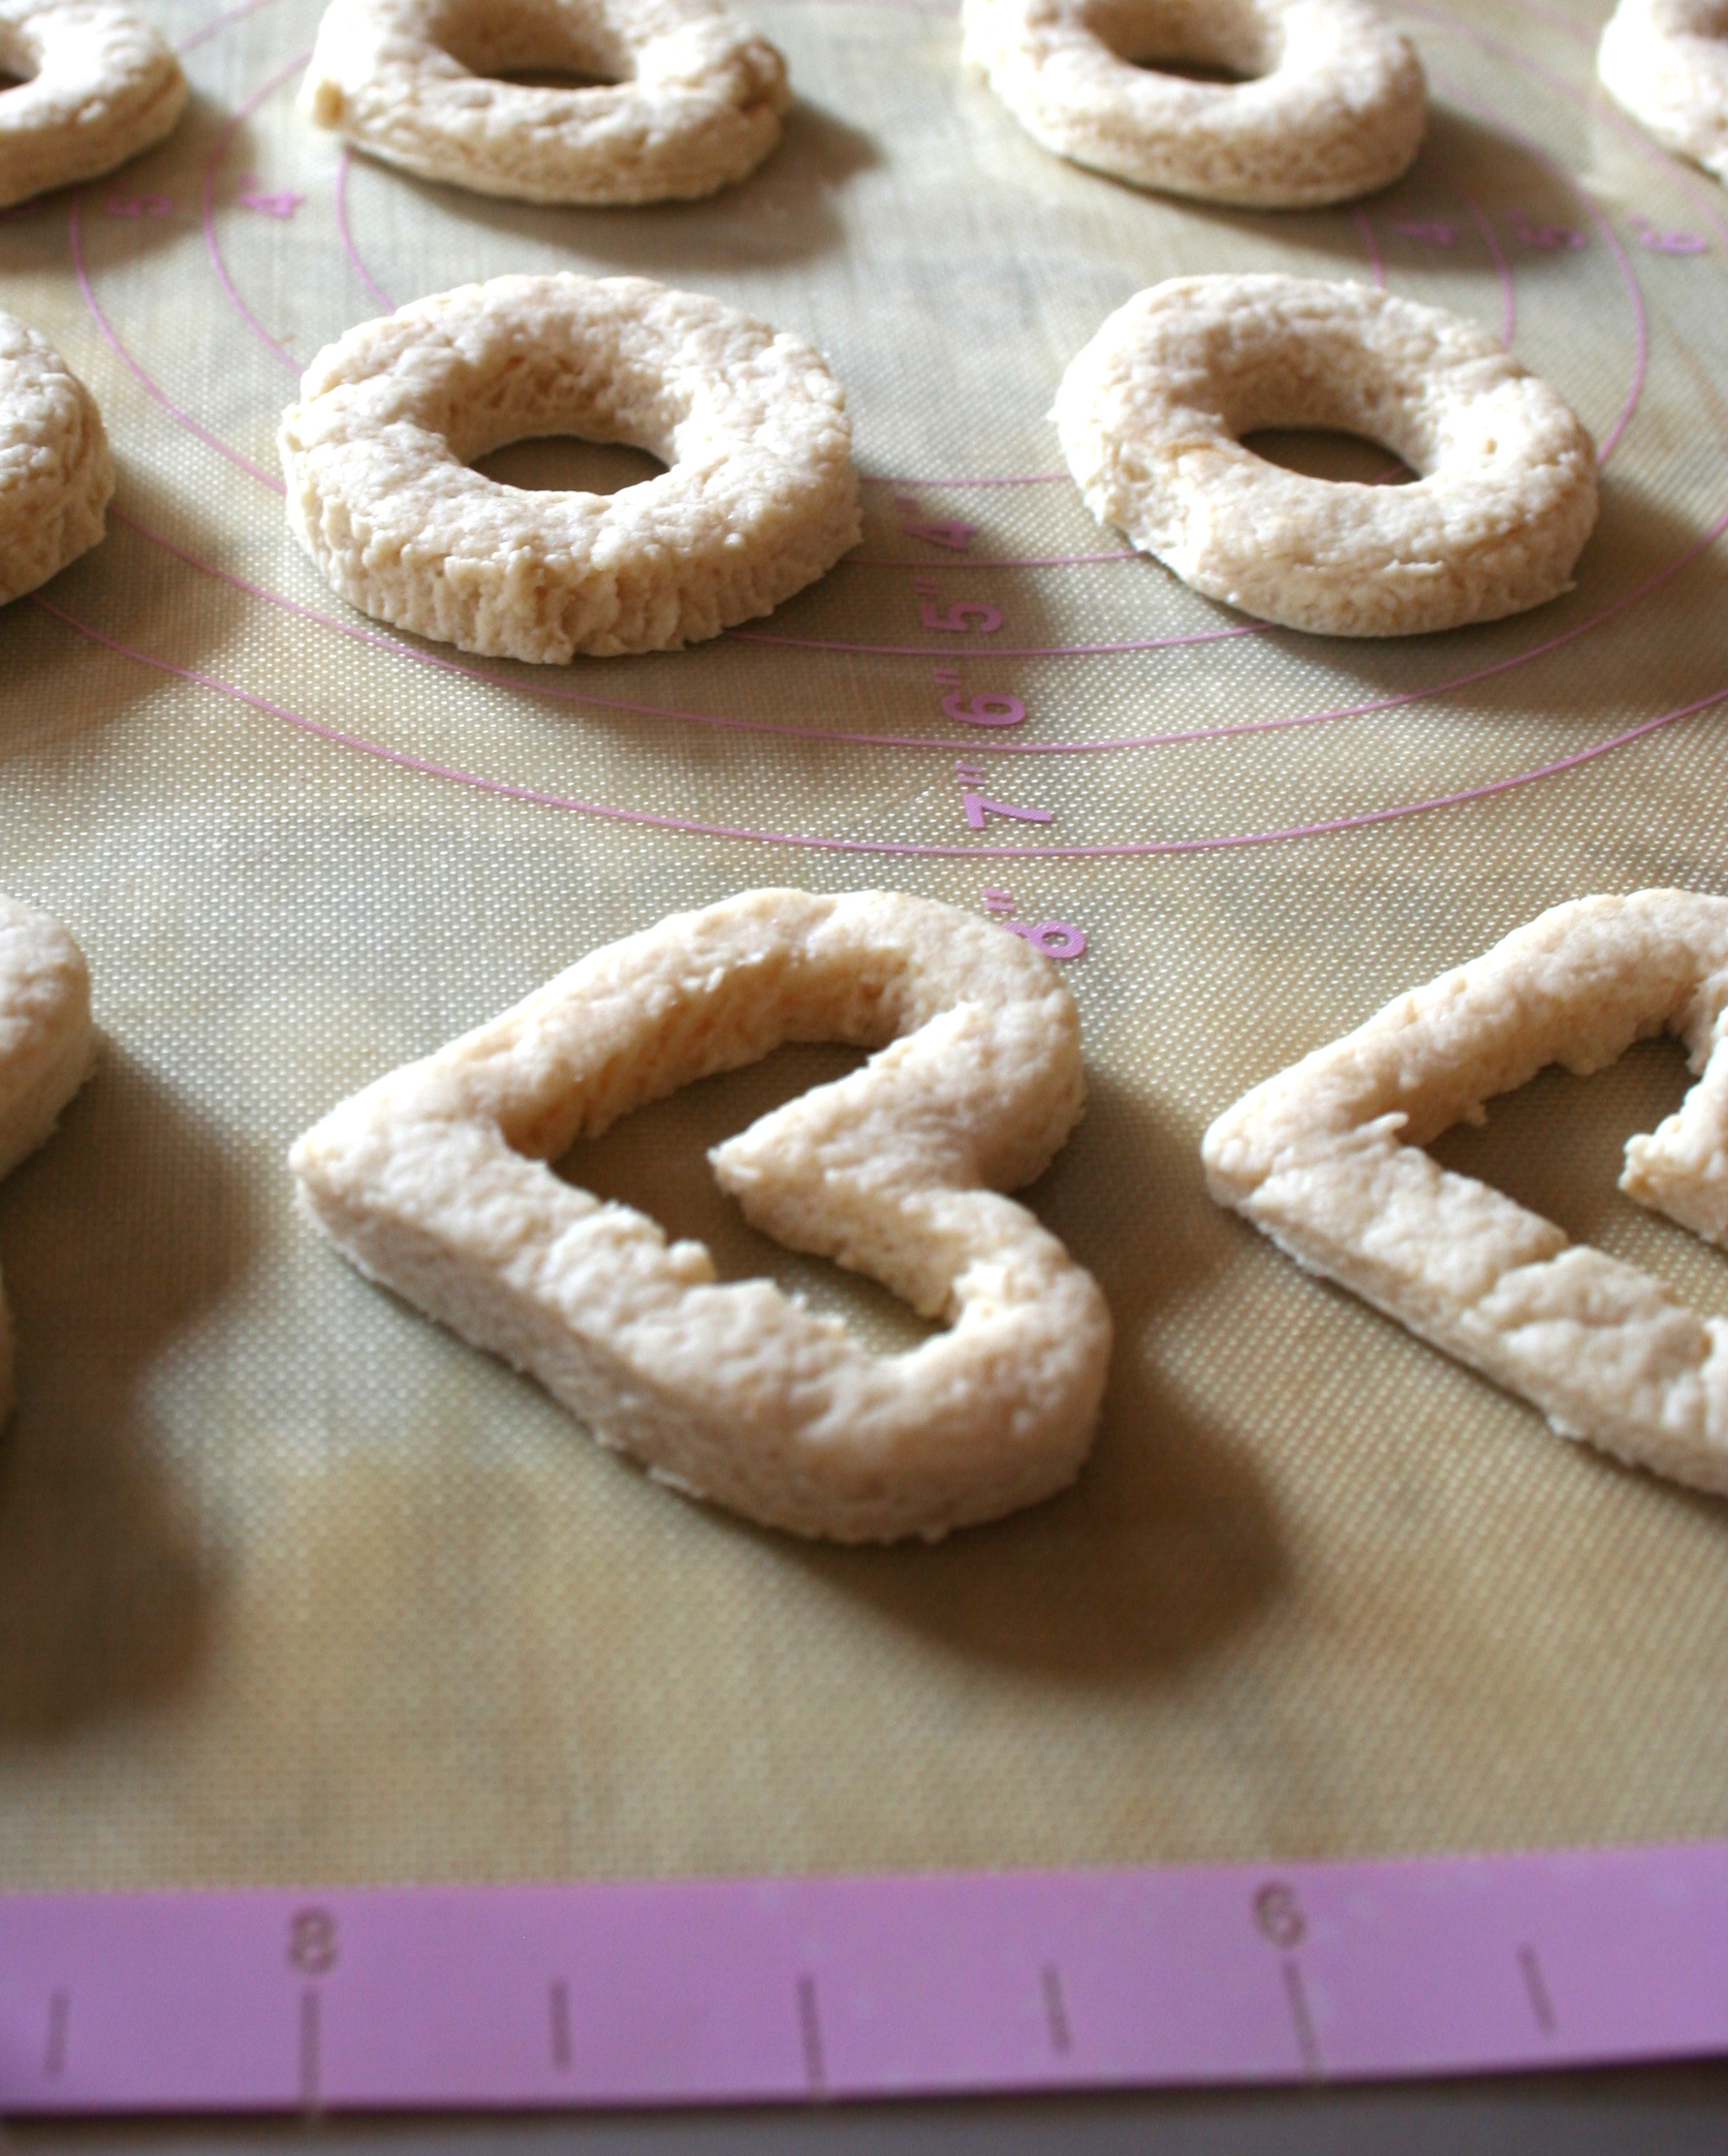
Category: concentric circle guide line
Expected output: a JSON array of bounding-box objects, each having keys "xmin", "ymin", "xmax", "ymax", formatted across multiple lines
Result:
[{"xmin": 30, "ymin": 589, "xmax": 1728, "ymax": 860}]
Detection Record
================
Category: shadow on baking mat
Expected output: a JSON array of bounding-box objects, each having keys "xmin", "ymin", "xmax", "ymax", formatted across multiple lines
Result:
[
  {"xmin": 0, "ymin": 1051, "xmax": 249, "ymax": 1738},
  {"xmin": 782, "ymin": 1068, "xmax": 1286, "ymax": 1683},
  {"xmin": 361, "ymin": 97, "xmax": 879, "ymax": 286}
]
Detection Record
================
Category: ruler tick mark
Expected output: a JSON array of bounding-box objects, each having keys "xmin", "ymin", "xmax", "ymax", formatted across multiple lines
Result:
[
  {"xmin": 298, "ymin": 1985, "xmax": 323, "ymax": 2115},
  {"xmin": 43, "ymin": 1987, "xmax": 70, "ymax": 2079},
  {"xmin": 796, "ymin": 1972, "xmax": 827, "ymax": 2096},
  {"xmin": 1281, "ymin": 1957, "xmax": 1323, "ymax": 2080},
  {"xmin": 1040, "ymin": 1963, "xmax": 1072, "ymax": 2056},
  {"xmin": 549, "ymin": 1978, "xmax": 573, "ymax": 2070},
  {"xmin": 1518, "ymin": 1944, "xmax": 1557, "ymax": 2037}
]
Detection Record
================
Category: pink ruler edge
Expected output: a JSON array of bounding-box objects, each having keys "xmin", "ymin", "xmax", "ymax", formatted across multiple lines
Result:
[{"xmin": 3, "ymin": 1842, "xmax": 1726, "ymax": 2112}]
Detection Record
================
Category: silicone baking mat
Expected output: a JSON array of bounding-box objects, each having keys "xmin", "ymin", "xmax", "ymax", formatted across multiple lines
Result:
[{"xmin": 2, "ymin": 0, "xmax": 1727, "ymax": 1897}]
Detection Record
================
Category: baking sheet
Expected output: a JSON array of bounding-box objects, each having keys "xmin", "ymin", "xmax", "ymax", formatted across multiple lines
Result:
[{"xmin": 3, "ymin": 0, "xmax": 1728, "ymax": 1890}]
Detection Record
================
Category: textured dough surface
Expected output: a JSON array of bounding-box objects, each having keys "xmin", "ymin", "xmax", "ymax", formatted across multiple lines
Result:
[
  {"xmin": 278, "ymin": 273, "xmax": 862, "ymax": 662},
  {"xmin": 1203, "ymin": 891, "xmax": 1728, "ymax": 1495},
  {"xmin": 291, "ymin": 889, "xmax": 1114, "ymax": 1543},
  {"xmin": 0, "ymin": 894, "xmax": 96, "ymax": 1428},
  {"xmin": 961, "ymin": 0, "xmax": 1425, "ymax": 207},
  {"xmin": 1599, "ymin": 0, "xmax": 1728, "ymax": 183},
  {"xmin": 0, "ymin": 308, "xmax": 114, "ymax": 606},
  {"xmin": 0, "ymin": 0, "xmax": 186, "ymax": 207},
  {"xmin": 1055, "ymin": 272, "xmax": 1600, "ymax": 638},
  {"xmin": 299, "ymin": 0, "xmax": 789, "ymax": 204}
]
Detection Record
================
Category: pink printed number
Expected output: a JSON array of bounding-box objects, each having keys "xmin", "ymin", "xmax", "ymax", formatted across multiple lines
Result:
[
  {"xmin": 1511, "ymin": 212, "xmax": 1584, "ymax": 250},
  {"xmin": 1630, "ymin": 215, "xmax": 1706, "ymax": 255},
  {"xmin": 105, "ymin": 193, "xmax": 173, "ymax": 217},
  {"xmin": 1394, "ymin": 219, "xmax": 1456, "ymax": 245},
  {"xmin": 957, "ymin": 765, "xmax": 1052, "ymax": 830},
  {"xmin": 983, "ymin": 890, "xmax": 1085, "ymax": 961},
  {"xmin": 922, "ymin": 599, "xmax": 1002, "ymax": 634},
  {"xmin": 901, "ymin": 519, "xmax": 978, "ymax": 552},
  {"xmin": 236, "ymin": 174, "xmax": 306, "ymax": 217},
  {"xmin": 942, "ymin": 692, "xmax": 1025, "ymax": 729}
]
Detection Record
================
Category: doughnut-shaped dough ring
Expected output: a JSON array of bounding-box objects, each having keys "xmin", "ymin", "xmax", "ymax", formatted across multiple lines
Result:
[
  {"xmin": 1204, "ymin": 892, "xmax": 1728, "ymax": 1497},
  {"xmin": 1055, "ymin": 274, "xmax": 1599, "ymax": 639},
  {"xmin": 961, "ymin": 0, "xmax": 1425, "ymax": 207},
  {"xmin": 298, "ymin": 0, "xmax": 790, "ymax": 205},
  {"xmin": 0, "ymin": 895, "xmax": 95, "ymax": 1427},
  {"xmin": 290, "ymin": 889, "xmax": 1114, "ymax": 1544},
  {"xmin": 279, "ymin": 274, "xmax": 861, "ymax": 663},
  {"xmin": 0, "ymin": 310, "xmax": 113, "ymax": 605},
  {"xmin": 1598, "ymin": 0, "xmax": 1728, "ymax": 185},
  {"xmin": 0, "ymin": 0, "xmax": 186, "ymax": 209}
]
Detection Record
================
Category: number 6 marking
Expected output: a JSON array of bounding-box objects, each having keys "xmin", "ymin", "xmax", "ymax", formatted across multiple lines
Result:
[
  {"xmin": 921, "ymin": 600, "xmax": 1002, "ymax": 635},
  {"xmin": 943, "ymin": 692, "xmax": 1025, "ymax": 728}
]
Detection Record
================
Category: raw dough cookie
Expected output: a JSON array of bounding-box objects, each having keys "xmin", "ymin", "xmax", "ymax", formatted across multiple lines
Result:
[
  {"xmin": 298, "ymin": 0, "xmax": 789, "ymax": 204},
  {"xmin": 278, "ymin": 273, "xmax": 862, "ymax": 662},
  {"xmin": 1203, "ymin": 892, "xmax": 1728, "ymax": 1496},
  {"xmin": 1055, "ymin": 274, "xmax": 1599, "ymax": 638},
  {"xmin": 0, "ymin": 0, "xmax": 186, "ymax": 209},
  {"xmin": 961, "ymin": 0, "xmax": 1425, "ymax": 207},
  {"xmin": 290, "ymin": 889, "xmax": 1114, "ymax": 1543},
  {"xmin": 0, "ymin": 895, "xmax": 95, "ymax": 1427},
  {"xmin": 0, "ymin": 309, "xmax": 114, "ymax": 605},
  {"xmin": 1598, "ymin": 0, "xmax": 1728, "ymax": 184}
]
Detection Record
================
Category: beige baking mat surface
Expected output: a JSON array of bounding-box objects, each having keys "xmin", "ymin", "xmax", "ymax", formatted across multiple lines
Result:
[{"xmin": 3, "ymin": 0, "xmax": 1728, "ymax": 1889}]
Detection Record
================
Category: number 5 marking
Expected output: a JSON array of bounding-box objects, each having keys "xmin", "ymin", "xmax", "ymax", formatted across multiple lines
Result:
[{"xmin": 921, "ymin": 600, "xmax": 1002, "ymax": 635}]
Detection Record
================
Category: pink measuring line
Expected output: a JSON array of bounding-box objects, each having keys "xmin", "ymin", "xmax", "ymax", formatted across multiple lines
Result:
[
  {"xmin": 68, "ymin": 196, "xmax": 286, "ymax": 493},
  {"xmin": 104, "ymin": 464, "xmax": 1728, "ymax": 762},
  {"xmin": 333, "ymin": 147, "xmax": 393, "ymax": 312},
  {"xmin": 201, "ymin": 50, "xmax": 316, "ymax": 376},
  {"xmin": 1457, "ymin": 183, "xmax": 1517, "ymax": 348},
  {"xmin": 730, "ymin": 621, "xmax": 1259, "ymax": 657},
  {"xmin": 30, "ymin": 588, "xmax": 1728, "ymax": 859}
]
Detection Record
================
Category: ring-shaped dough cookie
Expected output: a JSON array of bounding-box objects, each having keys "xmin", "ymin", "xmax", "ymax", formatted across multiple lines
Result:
[
  {"xmin": 961, "ymin": 0, "xmax": 1425, "ymax": 207},
  {"xmin": 0, "ymin": 894, "xmax": 95, "ymax": 1428},
  {"xmin": 299, "ymin": 0, "xmax": 790, "ymax": 204},
  {"xmin": 1598, "ymin": 0, "xmax": 1728, "ymax": 185},
  {"xmin": 0, "ymin": 0, "xmax": 186, "ymax": 209},
  {"xmin": 278, "ymin": 274, "xmax": 862, "ymax": 662},
  {"xmin": 1055, "ymin": 274, "xmax": 1600, "ymax": 638},
  {"xmin": 1204, "ymin": 892, "xmax": 1728, "ymax": 1497},
  {"xmin": 290, "ymin": 889, "xmax": 1115, "ymax": 1544},
  {"xmin": 0, "ymin": 310, "xmax": 113, "ymax": 605}
]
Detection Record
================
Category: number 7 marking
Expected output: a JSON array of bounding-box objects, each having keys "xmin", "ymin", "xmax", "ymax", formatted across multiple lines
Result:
[{"xmin": 960, "ymin": 790, "xmax": 1053, "ymax": 830}]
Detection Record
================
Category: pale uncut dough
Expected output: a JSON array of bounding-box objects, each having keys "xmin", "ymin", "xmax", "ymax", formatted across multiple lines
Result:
[
  {"xmin": 0, "ymin": 0, "xmax": 185, "ymax": 209},
  {"xmin": 1599, "ymin": 0, "xmax": 1728, "ymax": 183},
  {"xmin": 1203, "ymin": 892, "xmax": 1728, "ymax": 1496},
  {"xmin": 961, "ymin": 0, "xmax": 1425, "ymax": 207},
  {"xmin": 299, "ymin": 0, "xmax": 789, "ymax": 204},
  {"xmin": 0, "ymin": 896, "xmax": 96, "ymax": 1428},
  {"xmin": 0, "ymin": 309, "xmax": 113, "ymax": 606},
  {"xmin": 290, "ymin": 890, "xmax": 1114, "ymax": 1544},
  {"xmin": 279, "ymin": 274, "xmax": 861, "ymax": 662},
  {"xmin": 1056, "ymin": 274, "xmax": 1599, "ymax": 638}
]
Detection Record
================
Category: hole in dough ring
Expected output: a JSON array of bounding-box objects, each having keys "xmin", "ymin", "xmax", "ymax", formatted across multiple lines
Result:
[
  {"xmin": 0, "ymin": 894, "xmax": 96, "ymax": 1428},
  {"xmin": 0, "ymin": 310, "xmax": 114, "ymax": 606},
  {"xmin": 289, "ymin": 889, "xmax": 1115, "ymax": 1544},
  {"xmin": 0, "ymin": 0, "xmax": 187, "ymax": 209},
  {"xmin": 1054, "ymin": 273, "xmax": 1600, "ymax": 639},
  {"xmin": 298, "ymin": 0, "xmax": 791, "ymax": 204},
  {"xmin": 1203, "ymin": 891, "xmax": 1728, "ymax": 1498},
  {"xmin": 960, "ymin": 0, "xmax": 1426, "ymax": 207},
  {"xmin": 277, "ymin": 273, "xmax": 863, "ymax": 663},
  {"xmin": 1598, "ymin": 0, "xmax": 1728, "ymax": 185}
]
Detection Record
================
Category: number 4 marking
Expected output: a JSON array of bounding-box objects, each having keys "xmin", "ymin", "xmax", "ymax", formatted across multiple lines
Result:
[{"xmin": 901, "ymin": 519, "xmax": 978, "ymax": 552}]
